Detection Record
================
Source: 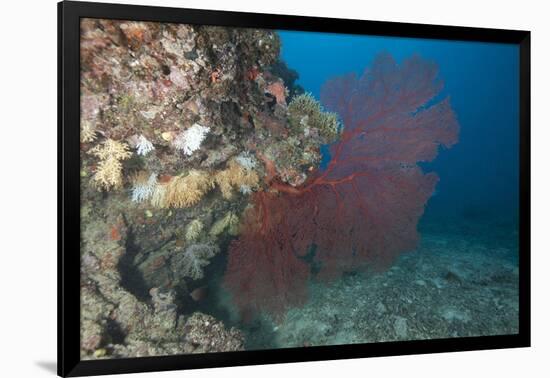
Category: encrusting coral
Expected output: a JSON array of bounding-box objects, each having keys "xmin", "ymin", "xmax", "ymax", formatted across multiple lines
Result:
[
  {"xmin": 78, "ymin": 18, "xmax": 345, "ymax": 358},
  {"xmin": 88, "ymin": 139, "xmax": 132, "ymax": 191}
]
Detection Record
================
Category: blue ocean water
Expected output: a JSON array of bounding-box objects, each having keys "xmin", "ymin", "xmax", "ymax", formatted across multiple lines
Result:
[{"xmin": 279, "ymin": 30, "xmax": 519, "ymax": 238}]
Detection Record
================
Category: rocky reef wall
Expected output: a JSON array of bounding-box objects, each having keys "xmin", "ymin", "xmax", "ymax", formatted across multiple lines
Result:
[{"xmin": 79, "ymin": 19, "xmax": 337, "ymax": 359}]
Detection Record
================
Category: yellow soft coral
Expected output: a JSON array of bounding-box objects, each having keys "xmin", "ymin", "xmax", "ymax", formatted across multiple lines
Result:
[
  {"xmin": 88, "ymin": 139, "xmax": 132, "ymax": 191},
  {"xmin": 162, "ymin": 170, "xmax": 214, "ymax": 208},
  {"xmin": 209, "ymin": 211, "xmax": 240, "ymax": 237},
  {"xmin": 214, "ymin": 160, "xmax": 259, "ymax": 199},
  {"xmin": 185, "ymin": 219, "xmax": 204, "ymax": 242},
  {"xmin": 80, "ymin": 120, "xmax": 97, "ymax": 143},
  {"xmin": 146, "ymin": 160, "xmax": 259, "ymax": 208},
  {"xmin": 150, "ymin": 183, "xmax": 167, "ymax": 208}
]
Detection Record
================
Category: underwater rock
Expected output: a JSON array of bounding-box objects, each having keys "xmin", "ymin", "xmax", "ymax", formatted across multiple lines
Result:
[
  {"xmin": 183, "ymin": 312, "xmax": 245, "ymax": 353},
  {"xmin": 441, "ymin": 307, "xmax": 471, "ymax": 323},
  {"xmin": 393, "ymin": 316, "xmax": 409, "ymax": 339},
  {"xmin": 444, "ymin": 270, "xmax": 463, "ymax": 284},
  {"xmin": 375, "ymin": 302, "xmax": 387, "ymax": 315}
]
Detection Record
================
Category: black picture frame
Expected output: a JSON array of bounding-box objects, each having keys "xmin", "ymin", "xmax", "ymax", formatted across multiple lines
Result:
[{"xmin": 58, "ymin": 1, "xmax": 531, "ymax": 376}]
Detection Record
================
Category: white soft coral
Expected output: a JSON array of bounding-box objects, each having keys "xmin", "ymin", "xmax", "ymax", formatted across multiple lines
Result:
[
  {"xmin": 131, "ymin": 173, "xmax": 157, "ymax": 202},
  {"xmin": 178, "ymin": 243, "xmax": 220, "ymax": 280},
  {"xmin": 173, "ymin": 123, "xmax": 210, "ymax": 156},
  {"xmin": 135, "ymin": 135, "xmax": 155, "ymax": 156}
]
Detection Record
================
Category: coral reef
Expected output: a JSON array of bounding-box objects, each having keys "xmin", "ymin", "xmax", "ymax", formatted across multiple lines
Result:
[
  {"xmin": 79, "ymin": 18, "xmax": 300, "ymax": 358},
  {"xmin": 224, "ymin": 53, "xmax": 459, "ymax": 319},
  {"xmin": 79, "ymin": 16, "xmax": 459, "ymax": 355},
  {"xmin": 80, "ymin": 215, "xmax": 243, "ymax": 359}
]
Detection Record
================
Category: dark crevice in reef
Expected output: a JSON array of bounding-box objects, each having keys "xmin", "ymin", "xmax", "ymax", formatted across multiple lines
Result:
[
  {"xmin": 193, "ymin": 236, "xmax": 280, "ymax": 351},
  {"xmin": 104, "ymin": 318, "xmax": 126, "ymax": 346},
  {"xmin": 118, "ymin": 228, "xmax": 152, "ymax": 303}
]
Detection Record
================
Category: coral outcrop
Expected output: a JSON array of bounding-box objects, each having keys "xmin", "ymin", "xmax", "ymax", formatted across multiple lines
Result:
[
  {"xmin": 80, "ymin": 215, "xmax": 243, "ymax": 359},
  {"xmin": 79, "ymin": 18, "xmax": 304, "ymax": 358},
  {"xmin": 288, "ymin": 93, "xmax": 340, "ymax": 142}
]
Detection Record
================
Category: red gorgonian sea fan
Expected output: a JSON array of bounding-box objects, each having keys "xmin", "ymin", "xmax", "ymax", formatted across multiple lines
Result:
[{"xmin": 223, "ymin": 53, "xmax": 460, "ymax": 319}]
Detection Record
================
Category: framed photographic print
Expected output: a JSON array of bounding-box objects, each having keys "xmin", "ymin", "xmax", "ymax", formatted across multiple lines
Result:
[{"xmin": 58, "ymin": 0, "xmax": 530, "ymax": 376}]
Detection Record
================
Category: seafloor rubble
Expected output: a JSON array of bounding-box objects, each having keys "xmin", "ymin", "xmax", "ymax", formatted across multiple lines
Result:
[
  {"xmin": 242, "ymin": 222, "xmax": 519, "ymax": 349},
  {"xmin": 79, "ymin": 19, "xmax": 339, "ymax": 359}
]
